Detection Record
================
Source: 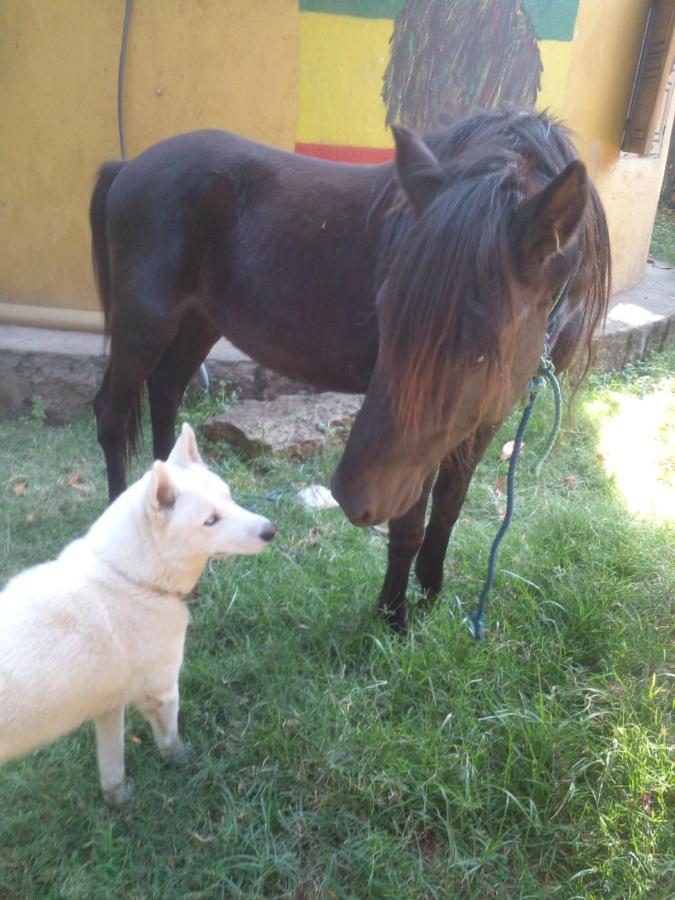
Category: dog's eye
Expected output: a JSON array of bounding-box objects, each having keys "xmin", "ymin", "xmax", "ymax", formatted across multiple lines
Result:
[{"xmin": 204, "ymin": 513, "xmax": 220, "ymax": 527}]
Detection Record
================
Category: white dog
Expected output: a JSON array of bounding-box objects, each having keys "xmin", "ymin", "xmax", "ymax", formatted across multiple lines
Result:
[{"xmin": 0, "ymin": 424, "xmax": 275, "ymax": 803}]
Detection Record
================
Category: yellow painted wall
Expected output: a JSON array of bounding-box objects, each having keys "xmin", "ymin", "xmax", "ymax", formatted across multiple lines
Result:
[
  {"xmin": 0, "ymin": 2, "xmax": 120, "ymax": 316},
  {"xmin": 560, "ymin": 0, "xmax": 673, "ymax": 293},
  {"xmin": 297, "ymin": 12, "xmax": 393, "ymax": 148},
  {"xmin": 121, "ymin": 1, "xmax": 299, "ymax": 159},
  {"xmin": 1, "ymin": 0, "xmax": 671, "ymax": 321},
  {"xmin": 537, "ymin": 39, "xmax": 574, "ymax": 113},
  {"xmin": 0, "ymin": 0, "xmax": 299, "ymax": 319}
]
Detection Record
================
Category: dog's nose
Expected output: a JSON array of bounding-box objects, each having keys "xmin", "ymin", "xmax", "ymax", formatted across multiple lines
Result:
[{"xmin": 260, "ymin": 522, "xmax": 277, "ymax": 542}]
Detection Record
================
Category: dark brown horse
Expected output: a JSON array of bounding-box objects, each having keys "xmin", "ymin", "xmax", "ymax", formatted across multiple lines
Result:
[{"xmin": 90, "ymin": 110, "xmax": 610, "ymax": 632}]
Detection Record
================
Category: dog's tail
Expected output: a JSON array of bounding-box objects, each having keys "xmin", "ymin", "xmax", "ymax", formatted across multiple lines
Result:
[
  {"xmin": 90, "ymin": 161, "xmax": 143, "ymax": 459},
  {"xmin": 90, "ymin": 161, "xmax": 126, "ymax": 335}
]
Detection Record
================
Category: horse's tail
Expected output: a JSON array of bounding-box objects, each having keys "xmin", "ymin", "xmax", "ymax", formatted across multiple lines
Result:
[
  {"xmin": 90, "ymin": 160, "xmax": 142, "ymax": 459},
  {"xmin": 90, "ymin": 160, "xmax": 126, "ymax": 334}
]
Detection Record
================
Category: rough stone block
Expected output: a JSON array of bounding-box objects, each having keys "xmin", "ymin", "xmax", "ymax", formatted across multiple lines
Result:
[{"xmin": 202, "ymin": 393, "xmax": 363, "ymax": 460}]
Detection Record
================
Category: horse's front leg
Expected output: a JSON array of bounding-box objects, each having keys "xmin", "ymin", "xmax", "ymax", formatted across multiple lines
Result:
[
  {"xmin": 377, "ymin": 474, "xmax": 434, "ymax": 634},
  {"xmin": 415, "ymin": 424, "xmax": 499, "ymax": 600}
]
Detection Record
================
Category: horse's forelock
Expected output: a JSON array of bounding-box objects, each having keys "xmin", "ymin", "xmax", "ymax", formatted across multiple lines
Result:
[
  {"xmin": 375, "ymin": 109, "xmax": 610, "ymax": 437},
  {"xmin": 378, "ymin": 155, "xmax": 525, "ymax": 436}
]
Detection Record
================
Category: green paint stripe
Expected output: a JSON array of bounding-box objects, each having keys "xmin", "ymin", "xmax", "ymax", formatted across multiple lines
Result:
[
  {"xmin": 300, "ymin": 1, "xmax": 580, "ymax": 40},
  {"xmin": 522, "ymin": 0, "xmax": 579, "ymax": 42},
  {"xmin": 299, "ymin": 0, "xmax": 404, "ymax": 20}
]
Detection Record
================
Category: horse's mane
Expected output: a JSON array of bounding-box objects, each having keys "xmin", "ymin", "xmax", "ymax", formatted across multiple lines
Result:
[{"xmin": 371, "ymin": 109, "xmax": 611, "ymax": 435}]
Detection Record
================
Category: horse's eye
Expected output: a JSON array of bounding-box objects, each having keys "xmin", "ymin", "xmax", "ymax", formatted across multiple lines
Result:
[
  {"xmin": 475, "ymin": 354, "xmax": 485, "ymax": 365},
  {"xmin": 204, "ymin": 512, "xmax": 220, "ymax": 526}
]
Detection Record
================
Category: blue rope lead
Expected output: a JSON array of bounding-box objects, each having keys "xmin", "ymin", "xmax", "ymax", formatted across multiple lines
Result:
[
  {"xmin": 532, "ymin": 366, "xmax": 562, "ymax": 476},
  {"xmin": 468, "ymin": 353, "xmax": 561, "ymax": 641},
  {"xmin": 468, "ymin": 267, "xmax": 575, "ymax": 639}
]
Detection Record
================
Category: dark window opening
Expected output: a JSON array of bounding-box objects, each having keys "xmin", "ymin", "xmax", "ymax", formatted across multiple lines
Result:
[{"xmin": 622, "ymin": 0, "xmax": 675, "ymax": 157}]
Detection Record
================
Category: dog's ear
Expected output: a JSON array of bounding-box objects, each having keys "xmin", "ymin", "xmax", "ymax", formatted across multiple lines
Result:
[
  {"xmin": 147, "ymin": 461, "xmax": 177, "ymax": 514},
  {"xmin": 168, "ymin": 423, "xmax": 204, "ymax": 467}
]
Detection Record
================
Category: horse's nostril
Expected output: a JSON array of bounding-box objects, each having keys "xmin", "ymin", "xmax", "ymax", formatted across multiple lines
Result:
[
  {"xmin": 356, "ymin": 508, "xmax": 374, "ymax": 527},
  {"xmin": 330, "ymin": 476, "xmax": 375, "ymax": 527},
  {"xmin": 260, "ymin": 522, "xmax": 277, "ymax": 542}
]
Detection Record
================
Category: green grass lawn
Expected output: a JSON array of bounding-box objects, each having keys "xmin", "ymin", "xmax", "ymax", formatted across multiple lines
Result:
[
  {"xmin": 0, "ymin": 353, "xmax": 673, "ymax": 899},
  {"xmin": 650, "ymin": 206, "xmax": 675, "ymax": 266}
]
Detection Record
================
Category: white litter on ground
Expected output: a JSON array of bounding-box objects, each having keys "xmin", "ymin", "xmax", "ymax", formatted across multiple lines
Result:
[{"xmin": 296, "ymin": 485, "xmax": 339, "ymax": 510}]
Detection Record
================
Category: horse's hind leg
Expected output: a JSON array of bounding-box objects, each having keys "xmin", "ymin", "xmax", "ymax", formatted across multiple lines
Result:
[
  {"xmin": 95, "ymin": 341, "xmax": 170, "ymax": 501},
  {"xmin": 92, "ymin": 366, "xmax": 122, "ymax": 495},
  {"xmin": 94, "ymin": 360, "xmax": 146, "ymax": 502},
  {"xmin": 415, "ymin": 424, "xmax": 499, "ymax": 600},
  {"xmin": 147, "ymin": 311, "xmax": 220, "ymax": 460},
  {"xmin": 377, "ymin": 473, "xmax": 434, "ymax": 634},
  {"xmin": 94, "ymin": 282, "xmax": 182, "ymax": 501}
]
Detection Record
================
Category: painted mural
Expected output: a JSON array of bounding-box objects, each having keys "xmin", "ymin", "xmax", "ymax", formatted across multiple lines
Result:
[
  {"xmin": 296, "ymin": 0, "xmax": 581, "ymax": 161},
  {"xmin": 1, "ymin": 0, "xmax": 664, "ymax": 318},
  {"xmin": 384, "ymin": 0, "xmax": 541, "ymax": 134}
]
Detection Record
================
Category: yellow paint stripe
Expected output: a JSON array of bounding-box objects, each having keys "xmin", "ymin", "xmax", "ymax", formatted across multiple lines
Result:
[
  {"xmin": 536, "ymin": 40, "xmax": 574, "ymax": 115},
  {"xmin": 298, "ymin": 16, "xmax": 573, "ymax": 146},
  {"xmin": 297, "ymin": 12, "xmax": 394, "ymax": 148}
]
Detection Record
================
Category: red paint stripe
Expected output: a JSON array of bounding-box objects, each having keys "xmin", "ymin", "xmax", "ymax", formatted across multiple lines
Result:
[{"xmin": 295, "ymin": 142, "xmax": 394, "ymax": 164}]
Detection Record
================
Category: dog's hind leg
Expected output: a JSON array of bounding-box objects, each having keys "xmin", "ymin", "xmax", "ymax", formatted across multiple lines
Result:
[
  {"xmin": 95, "ymin": 705, "xmax": 132, "ymax": 804},
  {"xmin": 139, "ymin": 686, "xmax": 190, "ymax": 764},
  {"xmin": 147, "ymin": 310, "xmax": 220, "ymax": 461}
]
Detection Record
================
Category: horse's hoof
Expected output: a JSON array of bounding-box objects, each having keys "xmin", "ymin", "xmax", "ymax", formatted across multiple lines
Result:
[
  {"xmin": 377, "ymin": 600, "xmax": 409, "ymax": 635},
  {"xmin": 416, "ymin": 585, "xmax": 441, "ymax": 611},
  {"xmin": 390, "ymin": 612, "xmax": 409, "ymax": 635},
  {"xmin": 415, "ymin": 556, "xmax": 443, "ymax": 599}
]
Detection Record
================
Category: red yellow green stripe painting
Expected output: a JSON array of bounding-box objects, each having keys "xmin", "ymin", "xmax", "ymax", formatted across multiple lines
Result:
[{"xmin": 296, "ymin": 0, "xmax": 581, "ymax": 163}]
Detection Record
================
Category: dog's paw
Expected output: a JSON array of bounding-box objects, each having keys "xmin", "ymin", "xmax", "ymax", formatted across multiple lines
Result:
[
  {"xmin": 103, "ymin": 779, "xmax": 134, "ymax": 806},
  {"xmin": 162, "ymin": 740, "xmax": 193, "ymax": 766}
]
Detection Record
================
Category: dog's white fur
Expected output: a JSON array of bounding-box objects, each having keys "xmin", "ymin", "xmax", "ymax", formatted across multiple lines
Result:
[{"xmin": 0, "ymin": 424, "xmax": 275, "ymax": 803}]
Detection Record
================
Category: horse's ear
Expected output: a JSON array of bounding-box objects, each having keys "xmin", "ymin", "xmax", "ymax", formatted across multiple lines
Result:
[
  {"xmin": 512, "ymin": 160, "xmax": 588, "ymax": 280},
  {"xmin": 393, "ymin": 125, "xmax": 444, "ymax": 215}
]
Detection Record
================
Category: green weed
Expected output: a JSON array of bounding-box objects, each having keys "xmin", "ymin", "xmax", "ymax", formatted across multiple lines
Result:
[{"xmin": 650, "ymin": 206, "xmax": 675, "ymax": 266}]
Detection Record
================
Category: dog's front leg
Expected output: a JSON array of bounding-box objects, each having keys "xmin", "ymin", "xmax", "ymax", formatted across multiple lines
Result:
[
  {"xmin": 139, "ymin": 686, "xmax": 190, "ymax": 764},
  {"xmin": 95, "ymin": 705, "xmax": 132, "ymax": 804}
]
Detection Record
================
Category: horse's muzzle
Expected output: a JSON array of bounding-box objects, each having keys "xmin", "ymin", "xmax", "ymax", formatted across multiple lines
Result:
[{"xmin": 330, "ymin": 470, "xmax": 423, "ymax": 527}]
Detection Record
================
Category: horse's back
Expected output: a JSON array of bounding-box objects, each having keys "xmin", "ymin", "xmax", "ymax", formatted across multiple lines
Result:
[
  {"xmin": 106, "ymin": 129, "xmax": 386, "ymax": 220},
  {"xmin": 104, "ymin": 131, "xmax": 265, "ymax": 239},
  {"xmin": 100, "ymin": 129, "xmax": 390, "ymax": 390}
]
